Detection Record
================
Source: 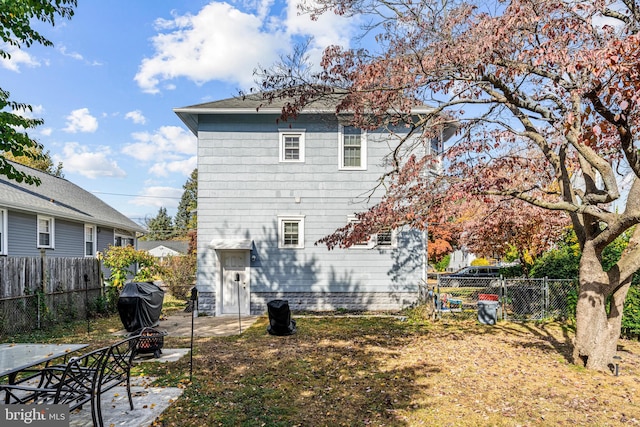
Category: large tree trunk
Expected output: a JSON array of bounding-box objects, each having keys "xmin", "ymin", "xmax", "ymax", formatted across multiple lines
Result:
[{"xmin": 573, "ymin": 246, "xmax": 630, "ymax": 371}]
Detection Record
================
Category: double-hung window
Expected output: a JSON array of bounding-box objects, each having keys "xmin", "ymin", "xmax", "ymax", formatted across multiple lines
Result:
[
  {"xmin": 339, "ymin": 125, "xmax": 367, "ymax": 170},
  {"xmin": 37, "ymin": 216, "xmax": 54, "ymax": 248},
  {"xmin": 85, "ymin": 224, "xmax": 97, "ymax": 256},
  {"xmin": 278, "ymin": 215, "xmax": 305, "ymax": 249},
  {"xmin": 279, "ymin": 129, "xmax": 305, "ymax": 162},
  {"xmin": 0, "ymin": 209, "xmax": 7, "ymax": 255}
]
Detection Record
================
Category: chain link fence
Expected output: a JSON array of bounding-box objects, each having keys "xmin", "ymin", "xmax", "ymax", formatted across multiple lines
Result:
[
  {"xmin": 419, "ymin": 276, "xmax": 576, "ymax": 322},
  {"xmin": 0, "ymin": 288, "xmax": 103, "ymax": 338}
]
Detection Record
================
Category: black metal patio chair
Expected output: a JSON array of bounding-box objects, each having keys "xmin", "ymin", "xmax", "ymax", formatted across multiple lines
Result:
[
  {"xmin": 93, "ymin": 334, "xmax": 141, "ymax": 427},
  {"xmin": 0, "ymin": 346, "xmax": 108, "ymax": 417}
]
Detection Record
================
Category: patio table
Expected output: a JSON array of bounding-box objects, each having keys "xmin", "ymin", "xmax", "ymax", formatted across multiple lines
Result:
[{"xmin": 0, "ymin": 343, "xmax": 88, "ymax": 385}]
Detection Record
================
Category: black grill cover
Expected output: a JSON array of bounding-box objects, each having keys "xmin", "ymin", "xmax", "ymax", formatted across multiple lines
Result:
[
  {"xmin": 267, "ymin": 299, "xmax": 296, "ymax": 336},
  {"xmin": 117, "ymin": 282, "xmax": 165, "ymax": 332}
]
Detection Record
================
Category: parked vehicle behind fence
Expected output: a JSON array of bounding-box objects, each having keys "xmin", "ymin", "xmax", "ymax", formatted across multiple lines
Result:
[{"xmin": 444, "ymin": 265, "xmax": 501, "ymax": 287}]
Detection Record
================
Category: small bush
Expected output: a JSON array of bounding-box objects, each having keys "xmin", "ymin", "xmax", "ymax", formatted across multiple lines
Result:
[
  {"xmin": 161, "ymin": 255, "xmax": 196, "ymax": 300},
  {"xmin": 434, "ymin": 254, "xmax": 450, "ymax": 272}
]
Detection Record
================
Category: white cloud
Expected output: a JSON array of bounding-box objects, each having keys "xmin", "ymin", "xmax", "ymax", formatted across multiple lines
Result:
[
  {"xmin": 122, "ymin": 125, "xmax": 196, "ymax": 162},
  {"xmin": 131, "ymin": 186, "xmax": 183, "ymax": 210},
  {"xmin": 148, "ymin": 156, "xmax": 198, "ymax": 177},
  {"xmin": 63, "ymin": 108, "xmax": 99, "ymax": 133},
  {"xmin": 58, "ymin": 44, "xmax": 84, "ymax": 61},
  {"xmin": 56, "ymin": 142, "xmax": 126, "ymax": 179},
  {"xmin": 125, "ymin": 110, "xmax": 147, "ymax": 124},
  {"xmin": 134, "ymin": 2, "xmax": 291, "ymax": 93},
  {"xmin": 284, "ymin": 0, "xmax": 355, "ymax": 66},
  {"xmin": 0, "ymin": 44, "xmax": 41, "ymax": 72},
  {"xmin": 134, "ymin": 1, "xmax": 356, "ymax": 94}
]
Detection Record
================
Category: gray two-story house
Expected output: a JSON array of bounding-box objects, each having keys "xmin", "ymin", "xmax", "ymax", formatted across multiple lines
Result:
[{"xmin": 175, "ymin": 93, "xmax": 447, "ymax": 316}]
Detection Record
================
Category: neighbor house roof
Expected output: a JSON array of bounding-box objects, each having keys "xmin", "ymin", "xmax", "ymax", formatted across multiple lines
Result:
[
  {"xmin": 138, "ymin": 240, "xmax": 189, "ymax": 255},
  {"xmin": 0, "ymin": 161, "xmax": 145, "ymax": 233}
]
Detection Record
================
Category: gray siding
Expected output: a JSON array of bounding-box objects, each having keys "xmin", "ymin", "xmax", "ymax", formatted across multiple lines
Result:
[
  {"xmin": 6, "ymin": 210, "xmax": 124, "ymax": 259},
  {"xmin": 52, "ymin": 219, "xmax": 83, "ymax": 257},
  {"xmin": 196, "ymin": 112, "xmax": 425, "ymax": 312},
  {"xmin": 7, "ymin": 211, "xmax": 37, "ymax": 256},
  {"xmin": 97, "ymin": 228, "xmax": 115, "ymax": 253}
]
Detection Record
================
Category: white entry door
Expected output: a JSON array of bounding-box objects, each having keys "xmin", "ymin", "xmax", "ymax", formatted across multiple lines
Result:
[{"xmin": 219, "ymin": 250, "xmax": 250, "ymax": 315}]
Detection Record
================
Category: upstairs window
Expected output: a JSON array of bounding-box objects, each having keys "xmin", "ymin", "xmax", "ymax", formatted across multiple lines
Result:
[
  {"xmin": 85, "ymin": 225, "xmax": 97, "ymax": 256},
  {"xmin": 37, "ymin": 216, "xmax": 55, "ymax": 248},
  {"xmin": 278, "ymin": 215, "xmax": 305, "ymax": 249},
  {"xmin": 279, "ymin": 129, "xmax": 305, "ymax": 162},
  {"xmin": 339, "ymin": 125, "xmax": 367, "ymax": 170}
]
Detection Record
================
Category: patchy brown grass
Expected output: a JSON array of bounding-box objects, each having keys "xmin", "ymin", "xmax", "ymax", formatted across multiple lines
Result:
[
  {"xmin": 6, "ymin": 312, "xmax": 640, "ymax": 426},
  {"xmin": 146, "ymin": 315, "xmax": 640, "ymax": 427}
]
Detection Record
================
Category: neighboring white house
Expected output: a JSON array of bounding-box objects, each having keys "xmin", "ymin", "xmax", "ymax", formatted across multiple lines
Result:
[
  {"xmin": 447, "ymin": 249, "xmax": 477, "ymax": 272},
  {"xmin": 174, "ymin": 93, "xmax": 454, "ymax": 316},
  {"xmin": 138, "ymin": 240, "xmax": 189, "ymax": 262}
]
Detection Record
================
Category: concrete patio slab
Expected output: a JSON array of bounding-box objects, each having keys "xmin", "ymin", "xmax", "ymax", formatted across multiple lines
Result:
[
  {"xmin": 114, "ymin": 313, "xmax": 261, "ymax": 338},
  {"xmin": 69, "ymin": 377, "xmax": 183, "ymax": 427}
]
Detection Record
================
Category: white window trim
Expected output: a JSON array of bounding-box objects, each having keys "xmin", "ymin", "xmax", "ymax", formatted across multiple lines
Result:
[
  {"xmin": 0, "ymin": 209, "xmax": 7, "ymax": 255},
  {"xmin": 37, "ymin": 215, "xmax": 55, "ymax": 249},
  {"xmin": 374, "ymin": 229, "xmax": 398, "ymax": 249},
  {"xmin": 278, "ymin": 215, "xmax": 305, "ymax": 249},
  {"xmin": 114, "ymin": 232, "xmax": 134, "ymax": 247},
  {"xmin": 84, "ymin": 224, "xmax": 97, "ymax": 257},
  {"xmin": 279, "ymin": 129, "xmax": 306, "ymax": 163},
  {"xmin": 347, "ymin": 215, "xmax": 375, "ymax": 249},
  {"xmin": 338, "ymin": 125, "xmax": 367, "ymax": 170}
]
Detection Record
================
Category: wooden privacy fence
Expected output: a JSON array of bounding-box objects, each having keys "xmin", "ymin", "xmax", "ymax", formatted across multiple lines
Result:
[
  {"xmin": 0, "ymin": 256, "xmax": 101, "ymax": 297},
  {"xmin": 0, "ymin": 257, "xmax": 102, "ymax": 337}
]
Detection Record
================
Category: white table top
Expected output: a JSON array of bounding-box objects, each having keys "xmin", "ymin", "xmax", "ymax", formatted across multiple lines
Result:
[{"xmin": 0, "ymin": 343, "xmax": 88, "ymax": 380}]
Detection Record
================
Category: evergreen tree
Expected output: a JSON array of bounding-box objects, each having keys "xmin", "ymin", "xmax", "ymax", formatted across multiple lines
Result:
[
  {"xmin": 145, "ymin": 207, "xmax": 175, "ymax": 240},
  {"xmin": 175, "ymin": 169, "xmax": 197, "ymax": 234}
]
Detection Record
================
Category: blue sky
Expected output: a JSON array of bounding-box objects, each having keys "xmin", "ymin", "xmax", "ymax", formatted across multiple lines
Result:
[{"xmin": 1, "ymin": 0, "xmax": 355, "ymax": 225}]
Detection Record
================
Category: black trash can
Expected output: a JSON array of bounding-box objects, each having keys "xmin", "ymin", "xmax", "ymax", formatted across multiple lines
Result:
[
  {"xmin": 478, "ymin": 300, "xmax": 499, "ymax": 325},
  {"xmin": 267, "ymin": 299, "xmax": 296, "ymax": 336}
]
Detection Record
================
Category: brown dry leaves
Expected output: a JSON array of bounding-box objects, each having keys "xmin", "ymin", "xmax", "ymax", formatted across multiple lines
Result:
[{"xmin": 155, "ymin": 317, "xmax": 640, "ymax": 426}]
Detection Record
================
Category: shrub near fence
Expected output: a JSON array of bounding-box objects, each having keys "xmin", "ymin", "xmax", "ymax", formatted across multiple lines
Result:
[{"xmin": 0, "ymin": 257, "xmax": 102, "ymax": 338}]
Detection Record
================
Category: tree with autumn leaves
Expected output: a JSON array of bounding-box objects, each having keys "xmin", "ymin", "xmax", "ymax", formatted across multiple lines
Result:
[{"xmin": 257, "ymin": 0, "xmax": 640, "ymax": 370}]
